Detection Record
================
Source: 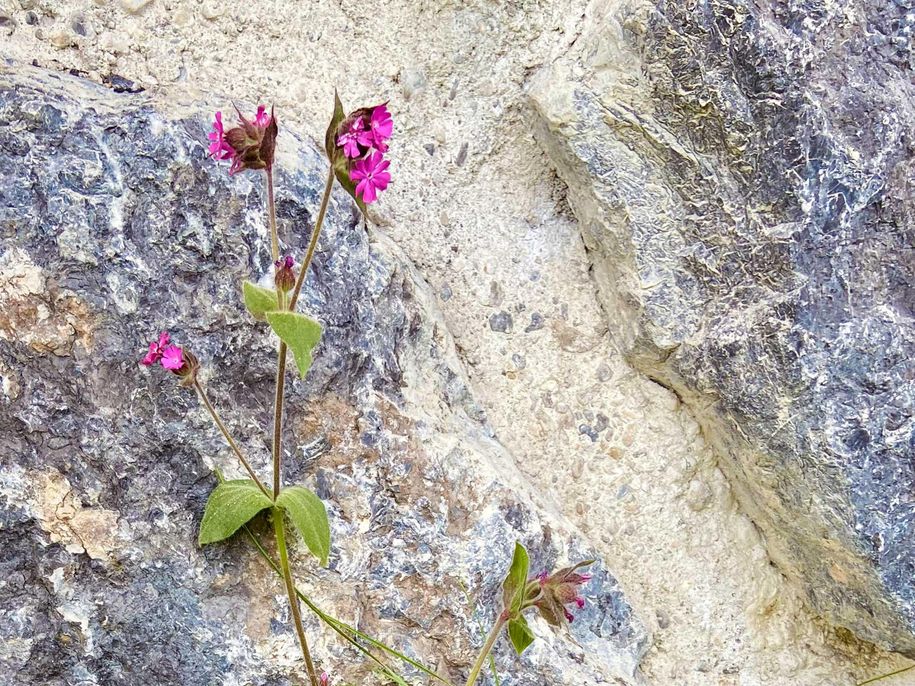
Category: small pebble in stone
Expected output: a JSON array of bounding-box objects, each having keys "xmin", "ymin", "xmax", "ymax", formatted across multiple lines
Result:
[
  {"xmin": 439, "ymin": 283, "xmax": 452, "ymax": 301},
  {"xmin": 594, "ymin": 412, "xmax": 609, "ymax": 432},
  {"xmin": 455, "ymin": 142, "xmax": 468, "ymax": 167},
  {"xmin": 596, "ymin": 362, "xmax": 612, "ymax": 382},
  {"xmin": 119, "ymin": 0, "xmax": 153, "ymax": 14},
  {"xmin": 400, "ymin": 66, "xmax": 427, "ymax": 99},
  {"xmin": 25, "ymin": 11, "xmax": 38, "ymax": 25},
  {"xmin": 489, "ymin": 311, "xmax": 513, "ymax": 333},
  {"xmin": 525, "ymin": 312, "xmax": 544, "ymax": 332},
  {"xmin": 424, "ymin": 143, "xmax": 435, "ymax": 155},
  {"xmin": 511, "ymin": 353, "xmax": 525, "ymax": 370},
  {"xmin": 579, "ymin": 424, "xmax": 599, "ymax": 442}
]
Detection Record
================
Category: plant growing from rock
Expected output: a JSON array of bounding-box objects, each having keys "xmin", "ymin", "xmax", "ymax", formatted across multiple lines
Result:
[{"xmin": 142, "ymin": 94, "xmax": 592, "ymax": 686}]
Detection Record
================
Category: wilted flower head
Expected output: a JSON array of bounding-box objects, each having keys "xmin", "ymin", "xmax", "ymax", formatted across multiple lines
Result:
[
  {"xmin": 528, "ymin": 561, "xmax": 593, "ymax": 626},
  {"xmin": 274, "ymin": 254, "xmax": 295, "ymax": 293},
  {"xmin": 141, "ymin": 332, "xmax": 198, "ymax": 386},
  {"xmin": 208, "ymin": 105, "xmax": 278, "ymax": 174}
]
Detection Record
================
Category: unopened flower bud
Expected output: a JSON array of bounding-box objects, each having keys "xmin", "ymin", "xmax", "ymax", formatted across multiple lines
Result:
[{"xmin": 274, "ymin": 255, "xmax": 295, "ymax": 292}]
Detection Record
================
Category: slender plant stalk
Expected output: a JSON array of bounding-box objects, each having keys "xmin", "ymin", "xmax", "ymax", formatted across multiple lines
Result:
[
  {"xmin": 857, "ymin": 664, "xmax": 915, "ymax": 686},
  {"xmin": 267, "ymin": 168, "xmax": 279, "ymax": 261},
  {"xmin": 289, "ymin": 165, "xmax": 335, "ymax": 311},
  {"xmin": 194, "ymin": 379, "xmax": 270, "ymax": 499},
  {"xmin": 271, "ymin": 341, "xmax": 288, "ymax": 499},
  {"xmin": 273, "ymin": 507, "xmax": 321, "ymax": 686},
  {"xmin": 464, "ymin": 613, "xmax": 507, "ymax": 686}
]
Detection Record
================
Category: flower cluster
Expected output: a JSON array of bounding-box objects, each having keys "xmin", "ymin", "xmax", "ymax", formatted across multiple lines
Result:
[
  {"xmin": 141, "ymin": 331, "xmax": 197, "ymax": 384},
  {"xmin": 334, "ymin": 104, "xmax": 392, "ymax": 204},
  {"xmin": 529, "ymin": 562, "xmax": 592, "ymax": 625},
  {"xmin": 208, "ymin": 105, "xmax": 278, "ymax": 175}
]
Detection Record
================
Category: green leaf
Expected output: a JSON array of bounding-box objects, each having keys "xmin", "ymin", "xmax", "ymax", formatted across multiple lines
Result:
[
  {"xmin": 242, "ymin": 281, "xmax": 278, "ymax": 321},
  {"xmin": 323, "ymin": 90, "xmax": 368, "ymax": 215},
  {"xmin": 507, "ymin": 616, "xmax": 535, "ymax": 655},
  {"xmin": 332, "ymin": 151, "xmax": 368, "ymax": 215},
  {"xmin": 324, "ymin": 90, "xmax": 346, "ymax": 160},
  {"xmin": 276, "ymin": 485, "xmax": 331, "ymax": 565},
  {"xmin": 198, "ymin": 479, "xmax": 273, "ymax": 545},
  {"xmin": 265, "ymin": 311, "xmax": 323, "ymax": 378},
  {"xmin": 501, "ymin": 541, "xmax": 530, "ymax": 615}
]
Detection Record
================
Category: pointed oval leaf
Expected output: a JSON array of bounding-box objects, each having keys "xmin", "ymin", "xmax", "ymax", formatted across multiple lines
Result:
[
  {"xmin": 325, "ymin": 90, "xmax": 346, "ymax": 159},
  {"xmin": 276, "ymin": 485, "xmax": 330, "ymax": 565},
  {"xmin": 507, "ymin": 616, "xmax": 535, "ymax": 655},
  {"xmin": 502, "ymin": 541, "xmax": 530, "ymax": 615},
  {"xmin": 199, "ymin": 479, "xmax": 273, "ymax": 545},
  {"xmin": 242, "ymin": 281, "xmax": 278, "ymax": 321},
  {"xmin": 332, "ymin": 152, "xmax": 368, "ymax": 215},
  {"xmin": 265, "ymin": 311, "xmax": 323, "ymax": 378}
]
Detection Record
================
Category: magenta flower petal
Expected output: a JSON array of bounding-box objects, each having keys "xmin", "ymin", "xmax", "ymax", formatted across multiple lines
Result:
[
  {"xmin": 369, "ymin": 105, "xmax": 393, "ymax": 148},
  {"xmin": 349, "ymin": 151, "xmax": 391, "ymax": 204},
  {"xmin": 141, "ymin": 342, "xmax": 160, "ymax": 366},
  {"xmin": 161, "ymin": 345, "xmax": 184, "ymax": 371},
  {"xmin": 254, "ymin": 105, "xmax": 270, "ymax": 126}
]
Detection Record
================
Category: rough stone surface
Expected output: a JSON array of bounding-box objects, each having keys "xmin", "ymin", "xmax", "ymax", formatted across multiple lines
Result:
[
  {"xmin": 530, "ymin": 0, "xmax": 915, "ymax": 655},
  {"xmin": 0, "ymin": 67, "xmax": 648, "ymax": 685}
]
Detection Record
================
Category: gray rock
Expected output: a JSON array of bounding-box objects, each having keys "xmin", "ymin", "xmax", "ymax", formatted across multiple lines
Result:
[
  {"xmin": 530, "ymin": 0, "xmax": 915, "ymax": 655},
  {"xmin": 0, "ymin": 66, "xmax": 648, "ymax": 684},
  {"xmin": 489, "ymin": 312, "xmax": 513, "ymax": 334}
]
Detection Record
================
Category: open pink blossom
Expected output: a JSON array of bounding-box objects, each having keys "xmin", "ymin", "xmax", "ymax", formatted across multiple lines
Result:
[
  {"xmin": 368, "ymin": 104, "xmax": 393, "ymax": 151},
  {"xmin": 161, "ymin": 345, "xmax": 185, "ymax": 371},
  {"xmin": 336, "ymin": 118, "xmax": 373, "ymax": 158},
  {"xmin": 350, "ymin": 151, "xmax": 390, "ymax": 204},
  {"xmin": 141, "ymin": 331, "xmax": 171, "ymax": 366},
  {"xmin": 207, "ymin": 112, "xmax": 234, "ymax": 161}
]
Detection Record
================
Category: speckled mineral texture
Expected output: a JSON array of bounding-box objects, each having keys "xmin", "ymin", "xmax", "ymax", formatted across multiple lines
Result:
[
  {"xmin": 0, "ymin": 66, "xmax": 648, "ymax": 685},
  {"xmin": 530, "ymin": 0, "xmax": 915, "ymax": 656}
]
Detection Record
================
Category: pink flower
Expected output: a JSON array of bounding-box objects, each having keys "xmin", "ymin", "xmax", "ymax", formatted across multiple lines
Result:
[
  {"xmin": 336, "ymin": 118, "xmax": 373, "ymax": 159},
  {"xmin": 253, "ymin": 105, "xmax": 271, "ymax": 127},
  {"xmin": 368, "ymin": 104, "xmax": 393, "ymax": 151},
  {"xmin": 207, "ymin": 112, "xmax": 234, "ymax": 161},
  {"xmin": 141, "ymin": 331, "xmax": 171, "ymax": 366},
  {"xmin": 320, "ymin": 673, "xmax": 329, "ymax": 686},
  {"xmin": 208, "ymin": 105, "xmax": 277, "ymax": 174},
  {"xmin": 529, "ymin": 561, "xmax": 593, "ymax": 626},
  {"xmin": 350, "ymin": 151, "xmax": 391, "ymax": 204},
  {"xmin": 161, "ymin": 345, "xmax": 185, "ymax": 371}
]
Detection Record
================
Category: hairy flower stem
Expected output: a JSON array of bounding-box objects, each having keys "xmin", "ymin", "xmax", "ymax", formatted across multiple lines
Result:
[
  {"xmin": 266, "ymin": 168, "xmax": 279, "ymax": 261},
  {"xmin": 273, "ymin": 507, "xmax": 321, "ymax": 686},
  {"xmin": 288, "ymin": 165, "xmax": 335, "ymax": 311},
  {"xmin": 193, "ymin": 379, "xmax": 270, "ymax": 499},
  {"xmin": 464, "ymin": 612, "xmax": 507, "ymax": 686},
  {"xmin": 271, "ymin": 341, "xmax": 287, "ymax": 500}
]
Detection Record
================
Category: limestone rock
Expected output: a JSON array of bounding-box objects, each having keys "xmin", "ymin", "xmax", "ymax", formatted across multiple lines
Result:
[
  {"xmin": 530, "ymin": 0, "xmax": 915, "ymax": 655},
  {"xmin": 0, "ymin": 66, "xmax": 648, "ymax": 684}
]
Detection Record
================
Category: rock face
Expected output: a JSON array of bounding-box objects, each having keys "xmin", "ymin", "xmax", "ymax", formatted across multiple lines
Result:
[
  {"xmin": 0, "ymin": 66, "xmax": 648, "ymax": 685},
  {"xmin": 531, "ymin": 0, "xmax": 915, "ymax": 655}
]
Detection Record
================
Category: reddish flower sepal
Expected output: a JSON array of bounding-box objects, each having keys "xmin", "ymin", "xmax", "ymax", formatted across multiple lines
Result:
[
  {"xmin": 527, "ymin": 561, "xmax": 594, "ymax": 626},
  {"xmin": 208, "ymin": 105, "xmax": 278, "ymax": 175}
]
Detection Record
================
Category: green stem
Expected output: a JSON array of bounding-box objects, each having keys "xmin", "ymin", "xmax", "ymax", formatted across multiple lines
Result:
[
  {"xmin": 194, "ymin": 379, "xmax": 271, "ymax": 499},
  {"xmin": 289, "ymin": 165, "xmax": 335, "ymax": 312},
  {"xmin": 272, "ymin": 341, "xmax": 287, "ymax": 500},
  {"xmin": 857, "ymin": 664, "xmax": 915, "ymax": 686},
  {"xmin": 267, "ymin": 167, "xmax": 279, "ymax": 261},
  {"xmin": 273, "ymin": 507, "xmax": 321, "ymax": 686},
  {"xmin": 464, "ymin": 612, "xmax": 507, "ymax": 686}
]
